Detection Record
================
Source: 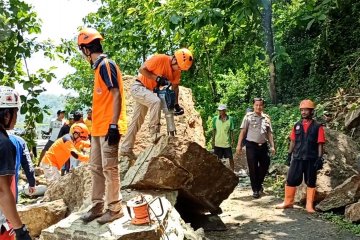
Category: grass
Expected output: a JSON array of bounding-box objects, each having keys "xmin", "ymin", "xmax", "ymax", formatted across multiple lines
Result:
[{"xmin": 321, "ymin": 212, "xmax": 360, "ymax": 236}]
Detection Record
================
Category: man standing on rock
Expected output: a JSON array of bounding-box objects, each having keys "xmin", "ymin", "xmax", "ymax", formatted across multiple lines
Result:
[
  {"xmin": 212, "ymin": 104, "xmax": 235, "ymax": 172},
  {"xmin": 236, "ymin": 98, "xmax": 275, "ymax": 198},
  {"xmin": 77, "ymin": 28, "xmax": 127, "ymax": 224},
  {"xmin": 120, "ymin": 48, "xmax": 193, "ymax": 159},
  {"xmin": 276, "ymin": 99, "xmax": 325, "ymax": 213}
]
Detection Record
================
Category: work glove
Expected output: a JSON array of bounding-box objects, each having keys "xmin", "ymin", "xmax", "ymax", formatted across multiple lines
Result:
[
  {"xmin": 14, "ymin": 225, "xmax": 32, "ymax": 240},
  {"xmin": 105, "ymin": 124, "xmax": 121, "ymax": 146},
  {"xmin": 285, "ymin": 153, "xmax": 292, "ymax": 166},
  {"xmin": 314, "ymin": 156, "xmax": 324, "ymax": 171},
  {"xmin": 174, "ymin": 104, "xmax": 184, "ymax": 116},
  {"xmin": 156, "ymin": 76, "xmax": 170, "ymax": 87}
]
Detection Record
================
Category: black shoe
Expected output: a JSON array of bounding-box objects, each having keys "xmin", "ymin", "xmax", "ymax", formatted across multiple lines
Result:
[{"xmin": 253, "ymin": 191, "xmax": 260, "ymax": 199}]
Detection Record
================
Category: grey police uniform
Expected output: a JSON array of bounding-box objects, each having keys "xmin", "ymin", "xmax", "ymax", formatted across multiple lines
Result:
[{"xmin": 240, "ymin": 112, "xmax": 273, "ymax": 193}]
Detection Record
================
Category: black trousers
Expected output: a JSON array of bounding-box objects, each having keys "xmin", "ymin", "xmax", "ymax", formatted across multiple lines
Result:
[
  {"xmin": 246, "ymin": 141, "xmax": 270, "ymax": 192},
  {"xmin": 286, "ymin": 160, "xmax": 317, "ymax": 188}
]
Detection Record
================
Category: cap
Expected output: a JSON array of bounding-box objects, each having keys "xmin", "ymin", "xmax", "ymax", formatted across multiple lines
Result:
[
  {"xmin": 57, "ymin": 110, "xmax": 66, "ymax": 115},
  {"xmin": 73, "ymin": 111, "xmax": 83, "ymax": 121},
  {"xmin": 217, "ymin": 104, "xmax": 227, "ymax": 111}
]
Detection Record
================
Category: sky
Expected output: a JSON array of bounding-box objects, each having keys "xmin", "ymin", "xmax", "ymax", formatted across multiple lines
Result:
[{"xmin": 17, "ymin": 0, "xmax": 100, "ymax": 96}]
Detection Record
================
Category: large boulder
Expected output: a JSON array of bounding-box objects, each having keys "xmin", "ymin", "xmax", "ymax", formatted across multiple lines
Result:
[
  {"xmin": 40, "ymin": 192, "xmax": 204, "ymax": 240},
  {"xmin": 345, "ymin": 201, "xmax": 360, "ymax": 223},
  {"xmin": 18, "ymin": 199, "xmax": 67, "ymax": 237},
  {"xmin": 123, "ymin": 136, "xmax": 238, "ymax": 214},
  {"xmin": 43, "ymin": 164, "xmax": 92, "ymax": 212},
  {"xmin": 316, "ymin": 174, "xmax": 360, "ymax": 212},
  {"xmin": 295, "ymin": 128, "xmax": 360, "ymax": 203}
]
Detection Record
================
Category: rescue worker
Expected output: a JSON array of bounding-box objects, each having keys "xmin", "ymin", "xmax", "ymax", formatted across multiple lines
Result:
[
  {"xmin": 212, "ymin": 104, "xmax": 235, "ymax": 172},
  {"xmin": 0, "ymin": 86, "xmax": 31, "ymax": 240},
  {"xmin": 120, "ymin": 48, "xmax": 193, "ymax": 159},
  {"xmin": 236, "ymin": 98, "xmax": 275, "ymax": 198},
  {"xmin": 38, "ymin": 110, "xmax": 65, "ymax": 164},
  {"xmin": 84, "ymin": 108, "xmax": 92, "ymax": 139},
  {"xmin": 58, "ymin": 111, "xmax": 83, "ymax": 175},
  {"xmin": 40, "ymin": 123, "xmax": 90, "ymax": 183},
  {"xmin": 77, "ymin": 28, "xmax": 127, "ymax": 224},
  {"xmin": 276, "ymin": 99, "xmax": 325, "ymax": 213}
]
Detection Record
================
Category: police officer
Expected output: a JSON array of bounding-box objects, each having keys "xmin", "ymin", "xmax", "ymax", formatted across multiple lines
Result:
[
  {"xmin": 236, "ymin": 98, "xmax": 275, "ymax": 198},
  {"xmin": 276, "ymin": 99, "xmax": 325, "ymax": 213}
]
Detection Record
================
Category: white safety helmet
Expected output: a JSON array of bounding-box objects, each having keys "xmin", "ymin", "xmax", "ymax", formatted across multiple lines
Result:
[{"xmin": 0, "ymin": 86, "xmax": 21, "ymax": 109}]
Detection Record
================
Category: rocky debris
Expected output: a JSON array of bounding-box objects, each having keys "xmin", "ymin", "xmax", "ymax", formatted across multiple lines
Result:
[
  {"xmin": 121, "ymin": 75, "xmax": 206, "ymax": 155},
  {"xmin": 122, "ymin": 136, "xmax": 238, "ymax": 214},
  {"xmin": 345, "ymin": 107, "xmax": 360, "ymax": 129},
  {"xmin": 40, "ymin": 193, "xmax": 205, "ymax": 240},
  {"xmin": 18, "ymin": 199, "xmax": 67, "ymax": 237},
  {"xmin": 295, "ymin": 128, "xmax": 360, "ymax": 203},
  {"xmin": 34, "ymin": 167, "xmax": 44, "ymax": 176},
  {"xmin": 345, "ymin": 201, "xmax": 360, "ymax": 222},
  {"xmin": 43, "ymin": 165, "xmax": 92, "ymax": 213},
  {"xmin": 316, "ymin": 175, "xmax": 360, "ymax": 212}
]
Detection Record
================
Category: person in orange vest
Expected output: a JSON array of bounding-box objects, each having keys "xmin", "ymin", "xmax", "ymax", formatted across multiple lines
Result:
[
  {"xmin": 84, "ymin": 108, "xmax": 92, "ymax": 138},
  {"xmin": 120, "ymin": 48, "xmax": 193, "ymax": 159},
  {"xmin": 40, "ymin": 123, "xmax": 90, "ymax": 183},
  {"xmin": 0, "ymin": 86, "xmax": 31, "ymax": 240},
  {"xmin": 276, "ymin": 99, "xmax": 326, "ymax": 213},
  {"xmin": 77, "ymin": 28, "xmax": 127, "ymax": 224}
]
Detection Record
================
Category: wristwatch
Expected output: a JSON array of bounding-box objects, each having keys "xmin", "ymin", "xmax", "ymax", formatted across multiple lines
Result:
[{"xmin": 109, "ymin": 124, "xmax": 118, "ymax": 129}]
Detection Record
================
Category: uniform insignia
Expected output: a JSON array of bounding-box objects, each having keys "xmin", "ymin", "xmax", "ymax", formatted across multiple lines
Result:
[{"xmin": 296, "ymin": 125, "xmax": 300, "ymax": 130}]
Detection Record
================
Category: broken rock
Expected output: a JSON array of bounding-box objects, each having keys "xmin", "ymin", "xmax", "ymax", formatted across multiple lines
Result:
[
  {"xmin": 18, "ymin": 199, "xmax": 67, "ymax": 237},
  {"xmin": 122, "ymin": 136, "xmax": 238, "ymax": 214},
  {"xmin": 316, "ymin": 174, "xmax": 360, "ymax": 212},
  {"xmin": 345, "ymin": 201, "xmax": 360, "ymax": 222},
  {"xmin": 43, "ymin": 164, "xmax": 92, "ymax": 212}
]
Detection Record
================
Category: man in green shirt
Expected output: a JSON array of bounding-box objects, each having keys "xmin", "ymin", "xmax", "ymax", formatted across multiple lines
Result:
[{"xmin": 212, "ymin": 104, "xmax": 235, "ymax": 171}]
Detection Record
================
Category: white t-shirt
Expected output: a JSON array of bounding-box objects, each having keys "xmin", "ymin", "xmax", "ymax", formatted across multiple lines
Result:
[{"xmin": 49, "ymin": 118, "xmax": 65, "ymax": 141}]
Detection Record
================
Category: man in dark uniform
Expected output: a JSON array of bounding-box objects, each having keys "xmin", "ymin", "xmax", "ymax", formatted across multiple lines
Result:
[
  {"xmin": 276, "ymin": 99, "xmax": 325, "ymax": 213},
  {"xmin": 236, "ymin": 98, "xmax": 275, "ymax": 198}
]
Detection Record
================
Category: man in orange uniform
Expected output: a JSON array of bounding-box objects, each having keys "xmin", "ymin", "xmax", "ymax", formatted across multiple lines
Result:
[
  {"xmin": 40, "ymin": 123, "xmax": 90, "ymax": 183},
  {"xmin": 276, "ymin": 100, "xmax": 325, "ymax": 213},
  {"xmin": 84, "ymin": 108, "xmax": 92, "ymax": 138},
  {"xmin": 77, "ymin": 28, "xmax": 127, "ymax": 224},
  {"xmin": 120, "ymin": 48, "xmax": 193, "ymax": 159}
]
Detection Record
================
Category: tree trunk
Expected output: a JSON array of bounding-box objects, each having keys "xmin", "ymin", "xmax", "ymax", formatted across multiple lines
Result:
[{"xmin": 262, "ymin": 0, "xmax": 277, "ymax": 104}]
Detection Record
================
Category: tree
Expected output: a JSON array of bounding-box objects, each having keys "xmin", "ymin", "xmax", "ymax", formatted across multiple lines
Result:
[{"xmin": 0, "ymin": 0, "xmax": 57, "ymax": 149}]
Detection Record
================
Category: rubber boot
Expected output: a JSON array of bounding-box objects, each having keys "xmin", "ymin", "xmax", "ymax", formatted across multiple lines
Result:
[
  {"xmin": 276, "ymin": 186, "xmax": 296, "ymax": 209},
  {"xmin": 306, "ymin": 187, "xmax": 316, "ymax": 213}
]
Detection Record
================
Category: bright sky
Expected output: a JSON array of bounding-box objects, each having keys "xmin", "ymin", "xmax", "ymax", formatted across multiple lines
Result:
[{"xmin": 17, "ymin": 0, "xmax": 100, "ymax": 96}]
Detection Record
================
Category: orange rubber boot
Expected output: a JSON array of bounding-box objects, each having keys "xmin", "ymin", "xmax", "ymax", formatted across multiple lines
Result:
[
  {"xmin": 306, "ymin": 187, "xmax": 316, "ymax": 213},
  {"xmin": 276, "ymin": 186, "xmax": 296, "ymax": 209}
]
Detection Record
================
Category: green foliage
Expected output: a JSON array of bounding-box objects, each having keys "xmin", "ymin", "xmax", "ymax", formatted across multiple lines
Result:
[
  {"xmin": 322, "ymin": 212, "xmax": 360, "ymax": 236},
  {"xmin": 0, "ymin": 0, "xmax": 57, "ymax": 148},
  {"xmin": 266, "ymin": 104, "xmax": 299, "ymax": 163}
]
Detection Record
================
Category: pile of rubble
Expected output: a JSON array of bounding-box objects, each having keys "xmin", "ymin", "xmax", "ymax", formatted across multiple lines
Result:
[{"xmin": 16, "ymin": 76, "xmax": 238, "ymax": 239}]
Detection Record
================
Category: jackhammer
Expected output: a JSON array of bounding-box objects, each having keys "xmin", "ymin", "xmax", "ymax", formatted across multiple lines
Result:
[{"xmin": 154, "ymin": 84, "xmax": 176, "ymax": 136}]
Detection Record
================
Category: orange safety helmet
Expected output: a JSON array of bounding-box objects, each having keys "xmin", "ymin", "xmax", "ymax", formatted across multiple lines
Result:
[
  {"xmin": 299, "ymin": 99, "xmax": 315, "ymax": 109},
  {"xmin": 77, "ymin": 28, "xmax": 104, "ymax": 46},
  {"xmin": 70, "ymin": 123, "xmax": 89, "ymax": 139},
  {"xmin": 174, "ymin": 48, "xmax": 193, "ymax": 71}
]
